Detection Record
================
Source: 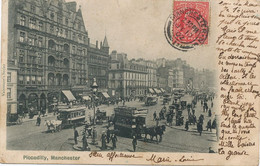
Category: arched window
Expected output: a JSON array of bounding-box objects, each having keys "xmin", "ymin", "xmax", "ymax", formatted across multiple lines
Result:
[
  {"xmin": 63, "ymin": 58, "xmax": 69, "ymax": 68},
  {"xmin": 48, "ymin": 73, "xmax": 55, "ymax": 85},
  {"xmin": 48, "ymin": 56, "xmax": 55, "ymax": 66},
  {"xmin": 48, "ymin": 40, "xmax": 56, "ymax": 50}
]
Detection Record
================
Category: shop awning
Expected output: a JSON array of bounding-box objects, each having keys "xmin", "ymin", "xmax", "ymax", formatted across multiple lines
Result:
[
  {"xmin": 82, "ymin": 96, "xmax": 91, "ymax": 101},
  {"xmin": 148, "ymin": 88, "xmax": 155, "ymax": 94},
  {"xmin": 102, "ymin": 92, "xmax": 110, "ymax": 98},
  {"xmin": 153, "ymin": 88, "xmax": 161, "ymax": 94},
  {"xmin": 160, "ymin": 88, "xmax": 165, "ymax": 93},
  {"xmin": 62, "ymin": 90, "xmax": 76, "ymax": 101}
]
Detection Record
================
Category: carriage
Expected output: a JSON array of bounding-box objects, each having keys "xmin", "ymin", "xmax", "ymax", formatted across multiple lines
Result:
[
  {"xmin": 96, "ymin": 109, "xmax": 107, "ymax": 124},
  {"xmin": 113, "ymin": 106, "xmax": 148, "ymax": 138},
  {"xmin": 145, "ymin": 96, "xmax": 158, "ymax": 106}
]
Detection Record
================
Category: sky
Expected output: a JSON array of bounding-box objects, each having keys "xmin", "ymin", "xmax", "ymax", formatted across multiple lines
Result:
[{"xmin": 67, "ymin": 0, "xmax": 218, "ymax": 70}]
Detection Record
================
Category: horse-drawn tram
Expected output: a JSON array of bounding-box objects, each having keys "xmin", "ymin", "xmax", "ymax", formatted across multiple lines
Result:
[
  {"xmin": 113, "ymin": 106, "xmax": 148, "ymax": 137},
  {"xmin": 57, "ymin": 106, "xmax": 87, "ymax": 128}
]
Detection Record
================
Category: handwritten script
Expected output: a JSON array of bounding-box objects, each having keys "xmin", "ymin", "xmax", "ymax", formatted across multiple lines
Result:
[{"xmin": 217, "ymin": 0, "xmax": 259, "ymax": 160}]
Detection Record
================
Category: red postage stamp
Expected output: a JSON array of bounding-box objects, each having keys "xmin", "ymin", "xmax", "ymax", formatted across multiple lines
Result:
[{"xmin": 165, "ymin": 1, "xmax": 209, "ymax": 51}]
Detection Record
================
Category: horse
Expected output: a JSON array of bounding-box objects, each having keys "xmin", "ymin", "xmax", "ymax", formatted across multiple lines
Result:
[
  {"xmin": 44, "ymin": 120, "xmax": 62, "ymax": 133},
  {"xmin": 143, "ymin": 125, "xmax": 166, "ymax": 143}
]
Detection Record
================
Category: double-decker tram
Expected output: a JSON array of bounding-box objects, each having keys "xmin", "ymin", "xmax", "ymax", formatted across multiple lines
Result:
[{"xmin": 58, "ymin": 106, "xmax": 86, "ymax": 128}]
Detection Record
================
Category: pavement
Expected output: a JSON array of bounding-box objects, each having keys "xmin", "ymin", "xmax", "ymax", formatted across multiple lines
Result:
[{"xmin": 7, "ymin": 94, "xmax": 218, "ymax": 152}]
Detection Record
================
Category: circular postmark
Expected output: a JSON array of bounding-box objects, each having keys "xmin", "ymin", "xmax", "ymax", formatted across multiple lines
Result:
[{"xmin": 164, "ymin": 7, "xmax": 209, "ymax": 52}]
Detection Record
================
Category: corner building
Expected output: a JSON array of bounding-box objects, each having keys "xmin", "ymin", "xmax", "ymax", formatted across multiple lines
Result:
[{"xmin": 8, "ymin": 0, "xmax": 107, "ymax": 114}]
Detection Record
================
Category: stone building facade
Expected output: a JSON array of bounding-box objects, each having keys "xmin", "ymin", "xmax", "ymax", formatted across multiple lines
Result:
[
  {"xmin": 108, "ymin": 51, "xmax": 148, "ymax": 98},
  {"xmin": 8, "ymin": 0, "xmax": 108, "ymax": 114}
]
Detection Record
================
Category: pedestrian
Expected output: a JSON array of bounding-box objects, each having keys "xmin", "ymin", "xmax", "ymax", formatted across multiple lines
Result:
[
  {"xmin": 111, "ymin": 134, "xmax": 117, "ymax": 150},
  {"xmin": 132, "ymin": 136, "xmax": 137, "ymax": 152},
  {"xmin": 208, "ymin": 109, "xmax": 212, "ymax": 117},
  {"xmin": 74, "ymin": 127, "xmax": 79, "ymax": 145},
  {"xmin": 82, "ymin": 132, "xmax": 88, "ymax": 151},
  {"xmin": 106, "ymin": 126, "xmax": 110, "ymax": 143},
  {"xmin": 101, "ymin": 131, "xmax": 107, "ymax": 150},
  {"xmin": 36, "ymin": 115, "xmax": 41, "ymax": 126},
  {"xmin": 192, "ymin": 109, "xmax": 195, "ymax": 115},
  {"xmin": 198, "ymin": 122, "xmax": 203, "ymax": 136},
  {"xmin": 211, "ymin": 102, "xmax": 213, "ymax": 108},
  {"xmin": 209, "ymin": 147, "xmax": 215, "ymax": 153},
  {"xmin": 156, "ymin": 117, "xmax": 159, "ymax": 126},
  {"xmin": 212, "ymin": 118, "xmax": 216, "ymax": 129},
  {"xmin": 185, "ymin": 119, "xmax": 189, "ymax": 131},
  {"xmin": 207, "ymin": 119, "xmax": 212, "ymax": 132}
]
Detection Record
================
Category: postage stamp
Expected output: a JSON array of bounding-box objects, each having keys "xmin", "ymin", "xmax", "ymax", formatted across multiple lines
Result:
[{"xmin": 165, "ymin": 1, "xmax": 209, "ymax": 51}]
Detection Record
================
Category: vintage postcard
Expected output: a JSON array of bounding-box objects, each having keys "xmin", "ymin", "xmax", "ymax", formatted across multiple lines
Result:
[{"xmin": 0, "ymin": 0, "xmax": 259, "ymax": 165}]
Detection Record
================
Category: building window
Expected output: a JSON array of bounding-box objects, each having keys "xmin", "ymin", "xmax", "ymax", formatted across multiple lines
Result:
[
  {"xmin": 19, "ymin": 31, "xmax": 25, "ymax": 42},
  {"xmin": 65, "ymin": 30, "xmax": 68, "ymax": 38},
  {"xmin": 78, "ymin": 22, "xmax": 81, "ymax": 30},
  {"xmin": 38, "ymin": 37, "xmax": 43, "ymax": 47},
  {"xmin": 28, "ymin": 34, "xmax": 37, "ymax": 45},
  {"xmin": 38, "ymin": 21, "xmax": 43, "ymax": 31},
  {"xmin": 7, "ymin": 88, "xmax": 11, "ymax": 98},
  {"xmin": 37, "ymin": 76, "xmax": 42, "ymax": 84},
  {"xmin": 78, "ymin": 34, "xmax": 82, "ymax": 41},
  {"xmin": 29, "ymin": 18, "xmax": 36, "ymax": 29},
  {"xmin": 65, "ymin": 18, "xmax": 69, "ymax": 25},
  {"xmin": 26, "ymin": 76, "xmax": 30, "ymax": 84},
  {"xmin": 19, "ymin": 50, "xmax": 25, "ymax": 62},
  {"xmin": 38, "ymin": 53, "xmax": 42, "ymax": 64},
  {"xmin": 31, "ymin": 76, "xmax": 36, "ymax": 84},
  {"xmin": 7, "ymin": 72, "xmax": 11, "ymax": 82},
  {"xmin": 72, "ymin": 46, "xmax": 75, "ymax": 54},
  {"xmin": 50, "ymin": 25, "xmax": 54, "ymax": 33},
  {"xmin": 50, "ymin": 12, "xmax": 54, "ymax": 20},
  {"xmin": 7, "ymin": 105, "xmax": 11, "ymax": 114},
  {"xmin": 31, "ymin": 5, "xmax": 36, "ymax": 13},
  {"xmin": 20, "ymin": 15, "xmax": 26, "ymax": 26},
  {"xmin": 57, "ymin": 15, "xmax": 62, "ymax": 24},
  {"xmin": 19, "ymin": 76, "xmax": 24, "ymax": 84},
  {"xmin": 72, "ymin": 33, "xmax": 75, "ymax": 40}
]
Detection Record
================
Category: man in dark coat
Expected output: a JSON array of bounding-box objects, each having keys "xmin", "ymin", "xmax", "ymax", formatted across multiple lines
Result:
[
  {"xmin": 208, "ymin": 109, "xmax": 212, "ymax": 117},
  {"xmin": 36, "ymin": 115, "xmax": 41, "ymax": 126},
  {"xmin": 185, "ymin": 119, "xmax": 189, "ymax": 131},
  {"xmin": 74, "ymin": 127, "xmax": 79, "ymax": 145},
  {"xmin": 207, "ymin": 119, "xmax": 212, "ymax": 132},
  {"xmin": 101, "ymin": 131, "xmax": 107, "ymax": 150},
  {"xmin": 82, "ymin": 132, "xmax": 88, "ymax": 151},
  {"xmin": 132, "ymin": 136, "xmax": 137, "ymax": 152},
  {"xmin": 111, "ymin": 134, "xmax": 117, "ymax": 150},
  {"xmin": 198, "ymin": 122, "xmax": 203, "ymax": 136}
]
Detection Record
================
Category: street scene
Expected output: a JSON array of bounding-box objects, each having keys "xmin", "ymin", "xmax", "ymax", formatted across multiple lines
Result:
[
  {"xmin": 6, "ymin": 0, "xmax": 218, "ymax": 153},
  {"xmin": 7, "ymin": 91, "xmax": 218, "ymax": 152}
]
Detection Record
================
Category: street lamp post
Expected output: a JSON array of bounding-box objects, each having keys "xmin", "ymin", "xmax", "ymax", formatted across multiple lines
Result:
[{"xmin": 91, "ymin": 78, "xmax": 98, "ymax": 145}]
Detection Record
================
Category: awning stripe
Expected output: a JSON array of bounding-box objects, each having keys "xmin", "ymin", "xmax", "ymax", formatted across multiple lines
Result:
[
  {"xmin": 102, "ymin": 92, "xmax": 110, "ymax": 98},
  {"xmin": 62, "ymin": 90, "xmax": 76, "ymax": 101}
]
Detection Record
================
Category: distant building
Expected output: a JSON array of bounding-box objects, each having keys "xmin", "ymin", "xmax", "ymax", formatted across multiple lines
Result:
[
  {"xmin": 87, "ymin": 37, "xmax": 109, "ymax": 91},
  {"xmin": 157, "ymin": 66, "xmax": 173, "ymax": 92},
  {"xmin": 108, "ymin": 51, "xmax": 148, "ymax": 98}
]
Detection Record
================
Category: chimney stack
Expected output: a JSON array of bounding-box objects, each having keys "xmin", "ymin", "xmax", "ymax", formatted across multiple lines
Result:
[
  {"xmin": 100, "ymin": 41, "xmax": 103, "ymax": 49},
  {"xmin": 96, "ymin": 40, "xmax": 98, "ymax": 48}
]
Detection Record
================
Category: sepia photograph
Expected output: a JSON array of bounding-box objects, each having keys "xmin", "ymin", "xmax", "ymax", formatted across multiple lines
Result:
[
  {"xmin": 1, "ymin": 0, "xmax": 259, "ymax": 165},
  {"xmin": 6, "ymin": 0, "xmax": 219, "ymax": 153}
]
